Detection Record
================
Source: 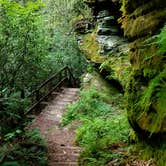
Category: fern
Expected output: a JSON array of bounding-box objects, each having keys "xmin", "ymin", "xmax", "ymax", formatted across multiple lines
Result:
[
  {"xmin": 62, "ymin": 88, "xmax": 114, "ymax": 125},
  {"xmin": 157, "ymin": 25, "xmax": 166, "ymax": 54}
]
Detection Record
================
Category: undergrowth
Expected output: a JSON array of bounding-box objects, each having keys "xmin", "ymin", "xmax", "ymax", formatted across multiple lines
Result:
[
  {"xmin": 128, "ymin": 140, "xmax": 166, "ymax": 166},
  {"xmin": 62, "ymin": 88, "xmax": 114, "ymax": 126},
  {"xmin": 0, "ymin": 129, "xmax": 47, "ymax": 166},
  {"xmin": 62, "ymin": 88, "xmax": 129, "ymax": 165},
  {"xmin": 156, "ymin": 25, "xmax": 166, "ymax": 54}
]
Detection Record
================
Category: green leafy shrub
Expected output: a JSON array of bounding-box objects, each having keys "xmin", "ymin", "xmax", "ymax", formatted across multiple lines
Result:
[
  {"xmin": 0, "ymin": 92, "xmax": 30, "ymax": 135},
  {"xmin": 62, "ymin": 88, "xmax": 113, "ymax": 125},
  {"xmin": 42, "ymin": 0, "xmax": 88, "ymax": 83},
  {"xmin": 0, "ymin": 129, "xmax": 47, "ymax": 166},
  {"xmin": 45, "ymin": 29, "xmax": 88, "ymax": 82},
  {"xmin": 62, "ymin": 88, "xmax": 129, "ymax": 165},
  {"xmin": 0, "ymin": 0, "xmax": 48, "ymax": 93},
  {"xmin": 156, "ymin": 25, "xmax": 166, "ymax": 54},
  {"xmin": 76, "ymin": 116, "xmax": 129, "ymax": 165}
]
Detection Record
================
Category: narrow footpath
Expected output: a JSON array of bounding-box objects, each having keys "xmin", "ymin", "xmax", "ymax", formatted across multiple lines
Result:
[{"xmin": 30, "ymin": 87, "xmax": 80, "ymax": 166}]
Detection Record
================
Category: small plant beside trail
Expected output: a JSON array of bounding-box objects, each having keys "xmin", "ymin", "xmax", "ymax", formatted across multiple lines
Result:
[
  {"xmin": 0, "ymin": 129, "xmax": 47, "ymax": 166},
  {"xmin": 62, "ymin": 88, "xmax": 130, "ymax": 165}
]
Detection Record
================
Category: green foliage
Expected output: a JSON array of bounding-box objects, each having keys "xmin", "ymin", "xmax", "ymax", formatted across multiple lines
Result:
[
  {"xmin": 76, "ymin": 116, "xmax": 129, "ymax": 165},
  {"xmin": 0, "ymin": 129, "xmax": 47, "ymax": 166},
  {"xmin": 0, "ymin": 92, "xmax": 30, "ymax": 135},
  {"xmin": 131, "ymin": 141, "xmax": 166, "ymax": 166},
  {"xmin": 0, "ymin": 0, "xmax": 88, "ymax": 135},
  {"xmin": 4, "ymin": 129, "xmax": 22, "ymax": 141},
  {"xmin": 62, "ymin": 88, "xmax": 113, "ymax": 125},
  {"xmin": 72, "ymin": 0, "xmax": 91, "ymax": 18},
  {"xmin": 42, "ymin": 0, "xmax": 88, "ymax": 81},
  {"xmin": 62, "ymin": 88, "xmax": 129, "ymax": 165},
  {"xmin": 135, "ymin": 66, "xmax": 166, "ymax": 133},
  {"xmin": 0, "ymin": 0, "xmax": 88, "ymax": 165},
  {"xmin": 0, "ymin": 0, "xmax": 47, "ymax": 93},
  {"xmin": 156, "ymin": 25, "xmax": 166, "ymax": 54},
  {"xmin": 0, "ymin": 1, "xmax": 48, "ymax": 164},
  {"xmin": 45, "ymin": 29, "xmax": 87, "ymax": 81}
]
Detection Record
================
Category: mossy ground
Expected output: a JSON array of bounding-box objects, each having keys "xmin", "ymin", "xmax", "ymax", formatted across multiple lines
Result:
[{"xmin": 81, "ymin": 71, "xmax": 119, "ymax": 100}]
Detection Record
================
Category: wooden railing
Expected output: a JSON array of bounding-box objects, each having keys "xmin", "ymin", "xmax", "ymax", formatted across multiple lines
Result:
[{"xmin": 24, "ymin": 66, "xmax": 75, "ymax": 115}]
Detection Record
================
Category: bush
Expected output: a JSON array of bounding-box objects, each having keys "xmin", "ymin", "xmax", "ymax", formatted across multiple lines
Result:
[
  {"xmin": 62, "ymin": 88, "xmax": 129, "ymax": 165},
  {"xmin": 157, "ymin": 25, "xmax": 166, "ymax": 54},
  {"xmin": 0, "ymin": 0, "xmax": 48, "ymax": 93},
  {"xmin": 0, "ymin": 129, "xmax": 47, "ymax": 166},
  {"xmin": 62, "ymin": 88, "xmax": 113, "ymax": 126}
]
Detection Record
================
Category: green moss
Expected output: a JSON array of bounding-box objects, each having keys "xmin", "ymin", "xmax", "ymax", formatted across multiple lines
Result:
[
  {"xmin": 121, "ymin": 0, "xmax": 165, "ymax": 15},
  {"xmin": 129, "ymin": 36, "xmax": 164, "ymax": 79},
  {"xmin": 136, "ymin": 66, "xmax": 166, "ymax": 133},
  {"xmin": 126, "ymin": 64, "xmax": 166, "ymax": 134},
  {"xmin": 133, "ymin": 0, "xmax": 165, "ymax": 17},
  {"xmin": 80, "ymin": 32, "xmax": 106, "ymax": 63},
  {"xmin": 100, "ymin": 55, "xmax": 131, "ymax": 88},
  {"xmin": 120, "ymin": 1, "xmax": 166, "ymax": 165},
  {"xmin": 120, "ymin": 0, "xmax": 166, "ymax": 39},
  {"xmin": 123, "ymin": 9, "xmax": 166, "ymax": 39},
  {"xmin": 82, "ymin": 71, "xmax": 119, "ymax": 101}
]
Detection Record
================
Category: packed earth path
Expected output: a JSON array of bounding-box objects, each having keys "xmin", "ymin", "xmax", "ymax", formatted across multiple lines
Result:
[{"xmin": 30, "ymin": 87, "xmax": 80, "ymax": 166}]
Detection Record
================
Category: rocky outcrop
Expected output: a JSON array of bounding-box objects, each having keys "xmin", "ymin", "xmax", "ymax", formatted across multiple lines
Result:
[
  {"xmin": 79, "ymin": 0, "xmax": 130, "ymax": 90},
  {"xmin": 84, "ymin": 0, "xmax": 120, "ymax": 17},
  {"xmin": 120, "ymin": 0, "xmax": 166, "ymax": 137},
  {"xmin": 80, "ymin": 0, "xmax": 166, "ymax": 140},
  {"xmin": 74, "ymin": 18, "xmax": 94, "ymax": 34}
]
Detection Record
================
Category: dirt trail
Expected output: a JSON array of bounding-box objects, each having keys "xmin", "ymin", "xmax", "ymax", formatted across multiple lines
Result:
[{"xmin": 30, "ymin": 87, "xmax": 80, "ymax": 166}]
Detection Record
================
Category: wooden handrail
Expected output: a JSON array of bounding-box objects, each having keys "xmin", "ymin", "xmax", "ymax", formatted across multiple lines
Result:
[
  {"xmin": 26, "ymin": 66, "xmax": 68, "ymax": 98},
  {"xmin": 24, "ymin": 66, "xmax": 75, "ymax": 115}
]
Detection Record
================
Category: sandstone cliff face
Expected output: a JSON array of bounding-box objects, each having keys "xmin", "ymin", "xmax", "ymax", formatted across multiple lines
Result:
[
  {"xmin": 80, "ymin": 0, "xmax": 130, "ymax": 90},
  {"xmin": 120, "ymin": 0, "xmax": 166, "ymax": 136},
  {"xmin": 75, "ymin": 0, "xmax": 166, "ymax": 164},
  {"xmin": 81, "ymin": 0, "xmax": 166, "ymax": 138}
]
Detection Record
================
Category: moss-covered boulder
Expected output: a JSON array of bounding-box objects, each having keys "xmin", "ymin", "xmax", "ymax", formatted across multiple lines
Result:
[{"xmin": 121, "ymin": 0, "xmax": 166, "ymax": 137}]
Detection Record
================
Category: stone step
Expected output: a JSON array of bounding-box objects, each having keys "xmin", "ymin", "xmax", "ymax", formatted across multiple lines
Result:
[
  {"xmin": 51, "ymin": 101, "xmax": 68, "ymax": 106},
  {"xmin": 40, "ymin": 101, "xmax": 49, "ymax": 105},
  {"xmin": 49, "ymin": 146, "xmax": 81, "ymax": 154},
  {"xmin": 63, "ymin": 89, "xmax": 79, "ymax": 92},
  {"xmin": 30, "ymin": 87, "xmax": 80, "ymax": 165},
  {"xmin": 49, "ymin": 153, "xmax": 80, "ymax": 162},
  {"xmin": 49, "ymin": 161, "xmax": 78, "ymax": 166},
  {"xmin": 62, "ymin": 87, "xmax": 80, "ymax": 91},
  {"xmin": 52, "ymin": 91, "xmax": 61, "ymax": 95},
  {"xmin": 59, "ymin": 92, "xmax": 78, "ymax": 96},
  {"xmin": 55, "ymin": 95, "xmax": 78, "ymax": 101}
]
